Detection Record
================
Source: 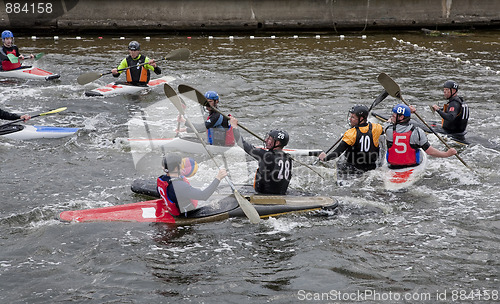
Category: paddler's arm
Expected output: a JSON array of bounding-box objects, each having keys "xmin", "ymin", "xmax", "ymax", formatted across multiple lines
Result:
[
  {"xmin": 111, "ymin": 58, "xmax": 128, "ymax": 77},
  {"xmin": 144, "ymin": 57, "xmax": 161, "ymax": 75},
  {"xmin": 175, "ymin": 169, "xmax": 227, "ymax": 201},
  {"xmin": 318, "ymin": 129, "xmax": 354, "ymax": 161},
  {"xmin": 436, "ymin": 102, "xmax": 460, "ymax": 122},
  {"xmin": 0, "ymin": 49, "xmax": 8, "ymax": 61},
  {"xmin": 319, "ymin": 141, "xmax": 350, "ymax": 161},
  {"xmin": 0, "ymin": 109, "xmax": 30, "ymax": 121},
  {"xmin": 229, "ymin": 116, "xmax": 263, "ymax": 157},
  {"xmin": 424, "ymin": 145, "xmax": 457, "ymax": 158}
]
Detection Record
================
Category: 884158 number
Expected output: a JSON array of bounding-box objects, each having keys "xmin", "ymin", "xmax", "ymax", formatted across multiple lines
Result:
[{"xmin": 5, "ymin": 2, "xmax": 53, "ymax": 14}]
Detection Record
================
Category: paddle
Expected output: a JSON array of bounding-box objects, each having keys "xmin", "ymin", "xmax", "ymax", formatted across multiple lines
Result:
[
  {"xmin": 0, "ymin": 107, "xmax": 67, "ymax": 128},
  {"xmin": 177, "ymin": 84, "xmax": 325, "ymax": 179},
  {"xmin": 77, "ymin": 48, "xmax": 190, "ymax": 85},
  {"xmin": 164, "ymin": 83, "xmax": 261, "ymax": 224},
  {"xmin": 7, "ymin": 52, "xmax": 44, "ymax": 63},
  {"xmin": 314, "ymin": 90, "xmax": 390, "ymax": 165},
  {"xmin": 377, "ymin": 72, "xmax": 471, "ymax": 170}
]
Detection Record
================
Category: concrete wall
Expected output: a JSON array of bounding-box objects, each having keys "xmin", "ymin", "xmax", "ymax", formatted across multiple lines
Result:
[{"xmin": 1, "ymin": 0, "xmax": 499, "ymax": 32}]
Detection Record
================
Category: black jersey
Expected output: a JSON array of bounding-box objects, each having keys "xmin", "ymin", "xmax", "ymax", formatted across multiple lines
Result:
[
  {"xmin": 236, "ymin": 132, "xmax": 292, "ymax": 195},
  {"xmin": 438, "ymin": 95, "xmax": 469, "ymax": 133}
]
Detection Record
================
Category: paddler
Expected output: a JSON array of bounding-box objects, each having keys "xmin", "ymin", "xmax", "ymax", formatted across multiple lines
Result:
[
  {"xmin": 431, "ymin": 80, "xmax": 469, "ymax": 134},
  {"xmin": 229, "ymin": 116, "xmax": 292, "ymax": 195},
  {"xmin": 111, "ymin": 41, "xmax": 161, "ymax": 86},
  {"xmin": 318, "ymin": 105, "xmax": 384, "ymax": 179},
  {"xmin": 386, "ymin": 104, "xmax": 457, "ymax": 169},
  {"xmin": 0, "ymin": 30, "xmax": 34, "ymax": 71},
  {"xmin": 177, "ymin": 90, "xmax": 236, "ymax": 146},
  {"xmin": 157, "ymin": 154, "xmax": 227, "ymax": 217},
  {"xmin": 0, "ymin": 107, "xmax": 31, "ymax": 123}
]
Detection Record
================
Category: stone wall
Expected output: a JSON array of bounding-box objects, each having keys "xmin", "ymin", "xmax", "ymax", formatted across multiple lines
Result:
[{"xmin": 1, "ymin": 0, "xmax": 499, "ymax": 32}]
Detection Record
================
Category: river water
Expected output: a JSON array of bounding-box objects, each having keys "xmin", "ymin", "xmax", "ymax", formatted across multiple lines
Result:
[{"xmin": 1, "ymin": 30, "xmax": 499, "ymax": 303}]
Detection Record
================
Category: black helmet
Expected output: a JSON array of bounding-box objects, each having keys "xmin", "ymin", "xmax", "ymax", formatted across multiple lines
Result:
[
  {"xmin": 128, "ymin": 41, "xmax": 140, "ymax": 51},
  {"xmin": 443, "ymin": 80, "xmax": 459, "ymax": 91},
  {"xmin": 267, "ymin": 130, "xmax": 289, "ymax": 147},
  {"xmin": 162, "ymin": 153, "xmax": 182, "ymax": 172},
  {"xmin": 349, "ymin": 105, "xmax": 369, "ymax": 119}
]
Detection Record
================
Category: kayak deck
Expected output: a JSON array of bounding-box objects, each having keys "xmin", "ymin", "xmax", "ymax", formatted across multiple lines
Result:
[
  {"xmin": 0, "ymin": 66, "xmax": 60, "ymax": 81},
  {"xmin": 85, "ymin": 75, "xmax": 175, "ymax": 97},
  {"xmin": 382, "ymin": 150, "xmax": 428, "ymax": 191},
  {"xmin": 0, "ymin": 124, "xmax": 79, "ymax": 140}
]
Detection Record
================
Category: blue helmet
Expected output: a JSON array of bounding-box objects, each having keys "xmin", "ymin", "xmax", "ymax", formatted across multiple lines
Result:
[
  {"xmin": 392, "ymin": 104, "xmax": 411, "ymax": 117},
  {"xmin": 2, "ymin": 30, "xmax": 14, "ymax": 40},
  {"xmin": 204, "ymin": 91, "xmax": 219, "ymax": 101}
]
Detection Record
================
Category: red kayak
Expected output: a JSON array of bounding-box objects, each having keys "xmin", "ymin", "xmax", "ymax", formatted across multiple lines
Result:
[{"xmin": 58, "ymin": 194, "xmax": 338, "ymax": 225}]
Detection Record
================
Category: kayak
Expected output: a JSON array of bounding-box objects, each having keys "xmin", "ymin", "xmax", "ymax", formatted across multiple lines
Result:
[
  {"xmin": 0, "ymin": 66, "xmax": 60, "ymax": 81},
  {"xmin": 0, "ymin": 124, "xmax": 79, "ymax": 140},
  {"xmin": 381, "ymin": 149, "xmax": 428, "ymax": 191},
  {"xmin": 119, "ymin": 136, "xmax": 323, "ymax": 157},
  {"xmin": 58, "ymin": 194, "xmax": 337, "ymax": 225},
  {"xmin": 371, "ymin": 112, "xmax": 470, "ymax": 146},
  {"xmin": 84, "ymin": 75, "xmax": 175, "ymax": 97}
]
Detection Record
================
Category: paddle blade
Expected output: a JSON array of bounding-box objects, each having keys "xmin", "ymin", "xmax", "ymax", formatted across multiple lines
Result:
[
  {"xmin": 377, "ymin": 73, "xmax": 402, "ymax": 99},
  {"xmin": 163, "ymin": 48, "xmax": 190, "ymax": 61},
  {"xmin": 233, "ymin": 190, "xmax": 261, "ymax": 224},
  {"xmin": 34, "ymin": 52, "xmax": 45, "ymax": 61},
  {"xmin": 369, "ymin": 90, "xmax": 389, "ymax": 112},
  {"xmin": 178, "ymin": 84, "xmax": 208, "ymax": 106},
  {"xmin": 40, "ymin": 107, "xmax": 67, "ymax": 116},
  {"xmin": 164, "ymin": 84, "xmax": 186, "ymax": 115},
  {"xmin": 7, "ymin": 54, "xmax": 18, "ymax": 63},
  {"xmin": 77, "ymin": 72, "xmax": 102, "ymax": 85}
]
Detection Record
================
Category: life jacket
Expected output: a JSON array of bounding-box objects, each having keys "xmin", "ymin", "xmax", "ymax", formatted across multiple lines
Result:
[
  {"xmin": 442, "ymin": 96, "xmax": 469, "ymax": 133},
  {"xmin": 157, "ymin": 175, "xmax": 198, "ymax": 216},
  {"xmin": 387, "ymin": 125, "xmax": 419, "ymax": 167},
  {"xmin": 2, "ymin": 47, "xmax": 21, "ymax": 71},
  {"xmin": 125, "ymin": 55, "xmax": 149, "ymax": 84},
  {"xmin": 345, "ymin": 122, "xmax": 379, "ymax": 170},
  {"xmin": 206, "ymin": 113, "xmax": 235, "ymax": 146}
]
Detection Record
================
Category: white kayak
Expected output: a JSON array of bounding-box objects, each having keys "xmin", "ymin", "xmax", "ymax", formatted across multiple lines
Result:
[
  {"xmin": 117, "ymin": 136, "xmax": 323, "ymax": 157},
  {"xmin": 0, "ymin": 66, "xmax": 60, "ymax": 81},
  {"xmin": 0, "ymin": 124, "xmax": 79, "ymax": 140},
  {"xmin": 84, "ymin": 75, "xmax": 175, "ymax": 97},
  {"xmin": 382, "ymin": 149, "xmax": 428, "ymax": 191}
]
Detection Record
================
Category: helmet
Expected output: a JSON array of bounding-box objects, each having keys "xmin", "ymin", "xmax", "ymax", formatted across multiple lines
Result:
[
  {"xmin": 349, "ymin": 105, "xmax": 369, "ymax": 119},
  {"xmin": 443, "ymin": 80, "xmax": 459, "ymax": 91},
  {"xmin": 162, "ymin": 153, "xmax": 182, "ymax": 172},
  {"xmin": 392, "ymin": 104, "xmax": 411, "ymax": 117},
  {"xmin": 204, "ymin": 91, "xmax": 219, "ymax": 101},
  {"xmin": 180, "ymin": 157, "xmax": 198, "ymax": 177},
  {"xmin": 128, "ymin": 41, "xmax": 140, "ymax": 51},
  {"xmin": 2, "ymin": 30, "xmax": 13, "ymax": 40},
  {"xmin": 267, "ymin": 130, "xmax": 289, "ymax": 147}
]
